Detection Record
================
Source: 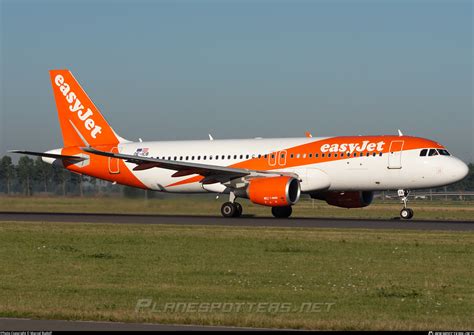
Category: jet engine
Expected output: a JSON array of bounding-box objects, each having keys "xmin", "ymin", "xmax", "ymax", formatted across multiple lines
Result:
[
  {"xmin": 246, "ymin": 176, "xmax": 301, "ymax": 207},
  {"xmin": 312, "ymin": 191, "xmax": 374, "ymax": 208}
]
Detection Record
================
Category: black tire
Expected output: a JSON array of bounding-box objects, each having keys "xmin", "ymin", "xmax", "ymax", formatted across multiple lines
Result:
[
  {"xmin": 400, "ymin": 208, "xmax": 413, "ymax": 220},
  {"xmin": 233, "ymin": 202, "xmax": 243, "ymax": 217},
  {"xmin": 221, "ymin": 202, "xmax": 236, "ymax": 218},
  {"xmin": 271, "ymin": 206, "xmax": 292, "ymax": 218}
]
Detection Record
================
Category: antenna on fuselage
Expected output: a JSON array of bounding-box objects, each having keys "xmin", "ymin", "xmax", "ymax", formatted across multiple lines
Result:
[
  {"xmin": 208, "ymin": 134, "xmax": 214, "ymax": 140},
  {"xmin": 398, "ymin": 129, "xmax": 404, "ymax": 136}
]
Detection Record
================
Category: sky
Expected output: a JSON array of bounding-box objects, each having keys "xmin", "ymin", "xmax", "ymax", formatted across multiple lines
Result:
[{"xmin": 1, "ymin": 0, "xmax": 473, "ymax": 162}]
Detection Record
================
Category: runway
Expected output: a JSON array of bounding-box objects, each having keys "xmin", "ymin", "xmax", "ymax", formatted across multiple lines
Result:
[
  {"xmin": 0, "ymin": 211, "xmax": 472, "ymax": 231},
  {"xmin": 0, "ymin": 317, "xmax": 267, "ymax": 331}
]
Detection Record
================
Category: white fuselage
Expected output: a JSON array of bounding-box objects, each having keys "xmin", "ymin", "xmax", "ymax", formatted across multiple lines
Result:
[{"xmin": 100, "ymin": 136, "xmax": 467, "ymax": 194}]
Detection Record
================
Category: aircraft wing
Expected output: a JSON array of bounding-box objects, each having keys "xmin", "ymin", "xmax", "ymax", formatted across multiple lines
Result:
[{"xmin": 82, "ymin": 147, "xmax": 295, "ymax": 184}]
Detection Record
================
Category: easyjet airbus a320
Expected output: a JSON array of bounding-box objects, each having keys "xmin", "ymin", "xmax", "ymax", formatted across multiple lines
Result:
[{"xmin": 11, "ymin": 70, "xmax": 469, "ymax": 219}]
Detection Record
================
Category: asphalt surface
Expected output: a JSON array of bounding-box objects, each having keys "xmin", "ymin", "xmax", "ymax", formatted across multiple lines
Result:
[
  {"xmin": 0, "ymin": 211, "xmax": 472, "ymax": 231},
  {"xmin": 0, "ymin": 318, "xmax": 267, "ymax": 331}
]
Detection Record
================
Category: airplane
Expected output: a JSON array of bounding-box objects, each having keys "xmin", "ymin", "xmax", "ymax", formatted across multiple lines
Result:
[{"xmin": 10, "ymin": 70, "xmax": 469, "ymax": 219}]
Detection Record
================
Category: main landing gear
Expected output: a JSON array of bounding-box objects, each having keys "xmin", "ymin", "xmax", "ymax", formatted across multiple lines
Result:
[
  {"xmin": 220, "ymin": 192, "xmax": 293, "ymax": 219},
  {"xmin": 271, "ymin": 206, "xmax": 292, "ymax": 218},
  {"xmin": 221, "ymin": 192, "xmax": 243, "ymax": 218},
  {"xmin": 398, "ymin": 189, "xmax": 414, "ymax": 220},
  {"xmin": 221, "ymin": 202, "xmax": 243, "ymax": 218}
]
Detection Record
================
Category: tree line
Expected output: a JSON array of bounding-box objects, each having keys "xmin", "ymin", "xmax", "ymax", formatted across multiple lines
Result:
[{"xmin": 0, "ymin": 155, "xmax": 473, "ymax": 197}]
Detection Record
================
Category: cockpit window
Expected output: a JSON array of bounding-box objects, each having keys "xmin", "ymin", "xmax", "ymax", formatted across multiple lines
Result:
[
  {"xmin": 428, "ymin": 149, "xmax": 438, "ymax": 156},
  {"xmin": 420, "ymin": 149, "xmax": 428, "ymax": 157},
  {"xmin": 437, "ymin": 149, "xmax": 451, "ymax": 156}
]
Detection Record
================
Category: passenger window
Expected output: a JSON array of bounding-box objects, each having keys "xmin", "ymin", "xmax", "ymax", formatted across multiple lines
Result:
[
  {"xmin": 334, "ymin": 153, "xmax": 338, "ymax": 158},
  {"xmin": 428, "ymin": 149, "xmax": 438, "ymax": 156},
  {"xmin": 197, "ymin": 156, "xmax": 201, "ymax": 160},
  {"xmin": 309, "ymin": 153, "xmax": 313, "ymax": 158},
  {"xmin": 209, "ymin": 155, "xmax": 213, "ymax": 160},
  {"xmin": 296, "ymin": 154, "xmax": 300, "ymax": 158},
  {"xmin": 240, "ymin": 155, "xmax": 243, "ymax": 159},
  {"xmin": 328, "ymin": 153, "xmax": 331, "ymax": 158},
  {"xmin": 420, "ymin": 149, "xmax": 428, "ymax": 157},
  {"xmin": 322, "ymin": 153, "xmax": 325, "ymax": 157},
  {"xmin": 246, "ymin": 155, "xmax": 249, "ymax": 159},
  {"xmin": 258, "ymin": 154, "xmax": 261, "ymax": 158},
  {"xmin": 290, "ymin": 154, "xmax": 294, "ymax": 158},
  {"xmin": 315, "ymin": 153, "xmax": 319, "ymax": 158}
]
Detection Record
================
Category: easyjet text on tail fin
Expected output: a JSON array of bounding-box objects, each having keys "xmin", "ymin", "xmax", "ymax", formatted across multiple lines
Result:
[{"xmin": 50, "ymin": 69, "xmax": 124, "ymax": 147}]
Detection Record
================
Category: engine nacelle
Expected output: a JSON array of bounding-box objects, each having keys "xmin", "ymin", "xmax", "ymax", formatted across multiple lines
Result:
[
  {"xmin": 314, "ymin": 191, "xmax": 374, "ymax": 208},
  {"xmin": 247, "ymin": 176, "xmax": 301, "ymax": 207}
]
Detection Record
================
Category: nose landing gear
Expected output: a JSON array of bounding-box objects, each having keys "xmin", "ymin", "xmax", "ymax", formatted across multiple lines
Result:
[{"xmin": 398, "ymin": 189, "xmax": 414, "ymax": 219}]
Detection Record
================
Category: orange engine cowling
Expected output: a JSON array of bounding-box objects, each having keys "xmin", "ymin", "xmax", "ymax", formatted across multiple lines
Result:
[
  {"xmin": 247, "ymin": 176, "xmax": 301, "ymax": 207},
  {"xmin": 317, "ymin": 191, "xmax": 374, "ymax": 208}
]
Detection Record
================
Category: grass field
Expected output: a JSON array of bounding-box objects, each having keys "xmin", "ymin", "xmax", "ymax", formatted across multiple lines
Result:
[
  {"xmin": 0, "ymin": 195, "xmax": 473, "ymax": 221},
  {"xmin": 0, "ymin": 221, "xmax": 473, "ymax": 330}
]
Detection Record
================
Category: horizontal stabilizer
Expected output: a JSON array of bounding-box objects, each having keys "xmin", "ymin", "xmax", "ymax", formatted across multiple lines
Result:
[{"xmin": 8, "ymin": 150, "xmax": 85, "ymax": 162}]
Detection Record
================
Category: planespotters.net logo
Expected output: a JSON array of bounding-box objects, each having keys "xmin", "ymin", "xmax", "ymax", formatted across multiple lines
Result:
[
  {"xmin": 135, "ymin": 298, "xmax": 335, "ymax": 314},
  {"xmin": 428, "ymin": 332, "xmax": 474, "ymax": 335}
]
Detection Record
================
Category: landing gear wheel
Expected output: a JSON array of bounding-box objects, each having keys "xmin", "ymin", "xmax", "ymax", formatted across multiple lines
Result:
[
  {"xmin": 400, "ymin": 208, "xmax": 414, "ymax": 220},
  {"xmin": 397, "ymin": 189, "xmax": 413, "ymax": 220},
  {"xmin": 221, "ymin": 202, "xmax": 236, "ymax": 218},
  {"xmin": 233, "ymin": 202, "xmax": 243, "ymax": 217},
  {"xmin": 271, "ymin": 206, "xmax": 292, "ymax": 218}
]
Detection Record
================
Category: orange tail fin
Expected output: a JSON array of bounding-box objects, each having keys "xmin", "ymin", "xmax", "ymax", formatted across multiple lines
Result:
[{"xmin": 50, "ymin": 69, "xmax": 126, "ymax": 147}]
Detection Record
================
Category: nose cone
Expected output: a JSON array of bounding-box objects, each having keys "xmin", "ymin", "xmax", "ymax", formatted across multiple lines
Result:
[{"xmin": 449, "ymin": 158, "xmax": 469, "ymax": 183}]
